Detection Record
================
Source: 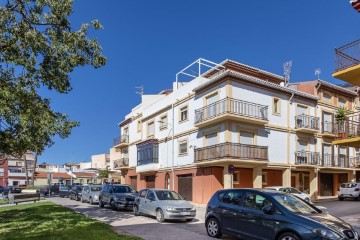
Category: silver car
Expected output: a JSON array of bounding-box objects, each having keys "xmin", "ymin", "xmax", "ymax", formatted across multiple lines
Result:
[
  {"xmin": 133, "ymin": 188, "xmax": 196, "ymax": 222},
  {"xmin": 265, "ymin": 186, "xmax": 311, "ymax": 202},
  {"xmin": 81, "ymin": 185, "xmax": 102, "ymax": 204}
]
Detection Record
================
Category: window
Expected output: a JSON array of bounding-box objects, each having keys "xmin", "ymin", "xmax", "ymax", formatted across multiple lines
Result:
[
  {"xmin": 206, "ymin": 133, "xmax": 217, "ymax": 146},
  {"xmin": 139, "ymin": 190, "xmax": 147, "ymax": 198},
  {"xmin": 137, "ymin": 120, "xmax": 142, "ymax": 132},
  {"xmin": 206, "ymin": 93, "xmax": 219, "ymax": 118},
  {"xmin": 180, "ymin": 106, "xmax": 188, "ymax": 122},
  {"xmin": 147, "ymin": 121, "xmax": 155, "ymax": 137},
  {"xmin": 273, "ymin": 98, "xmax": 280, "ymax": 115},
  {"xmin": 240, "ymin": 131, "xmax": 254, "ymax": 145},
  {"xmin": 262, "ymin": 172, "xmax": 268, "ymax": 185},
  {"xmin": 159, "ymin": 115, "xmax": 168, "ymax": 130},
  {"xmin": 338, "ymin": 98, "xmax": 346, "ymax": 107},
  {"xmin": 233, "ymin": 171, "xmax": 240, "ymax": 184},
  {"xmin": 222, "ymin": 190, "xmax": 243, "ymax": 205},
  {"xmin": 178, "ymin": 140, "xmax": 188, "ymax": 156},
  {"xmin": 146, "ymin": 190, "xmax": 155, "ymax": 200},
  {"xmin": 323, "ymin": 92, "xmax": 332, "ymax": 103},
  {"xmin": 244, "ymin": 192, "xmax": 271, "ymax": 211}
]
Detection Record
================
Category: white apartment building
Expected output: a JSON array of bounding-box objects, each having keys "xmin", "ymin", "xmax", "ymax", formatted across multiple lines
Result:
[
  {"xmin": 110, "ymin": 59, "xmax": 360, "ymax": 203},
  {"xmin": 91, "ymin": 154, "xmax": 110, "ymax": 170}
]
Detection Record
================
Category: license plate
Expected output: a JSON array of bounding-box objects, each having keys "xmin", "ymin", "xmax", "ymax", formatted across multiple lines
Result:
[{"xmin": 181, "ymin": 212, "xmax": 191, "ymax": 216}]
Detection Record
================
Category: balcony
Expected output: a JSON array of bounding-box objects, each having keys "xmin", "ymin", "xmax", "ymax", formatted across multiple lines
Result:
[
  {"xmin": 294, "ymin": 151, "xmax": 321, "ymax": 166},
  {"xmin": 113, "ymin": 135, "xmax": 129, "ymax": 149},
  {"xmin": 320, "ymin": 121, "xmax": 337, "ymax": 138},
  {"xmin": 332, "ymin": 39, "xmax": 360, "ymax": 85},
  {"xmin": 321, "ymin": 154, "xmax": 351, "ymax": 168},
  {"xmin": 113, "ymin": 158, "xmax": 129, "ymax": 169},
  {"xmin": 194, "ymin": 142, "xmax": 268, "ymax": 165},
  {"xmin": 194, "ymin": 97, "xmax": 268, "ymax": 128},
  {"xmin": 136, "ymin": 139, "xmax": 159, "ymax": 173},
  {"xmin": 350, "ymin": 157, "xmax": 360, "ymax": 168},
  {"xmin": 294, "ymin": 114, "xmax": 320, "ymax": 134},
  {"xmin": 332, "ymin": 120, "xmax": 360, "ymax": 148}
]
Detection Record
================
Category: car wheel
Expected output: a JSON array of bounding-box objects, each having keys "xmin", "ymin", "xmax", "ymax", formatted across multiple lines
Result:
[
  {"xmin": 89, "ymin": 197, "xmax": 93, "ymax": 205},
  {"xmin": 156, "ymin": 209, "xmax": 165, "ymax": 223},
  {"xmin": 81, "ymin": 196, "xmax": 84, "ymax": 203},
  {"xmin": 338, "ymin": 197, "xmax": 344, "ymax": 201},
  {"xmin": 76, "ymin": 195, "xmax": 80, "ymax": 201},
  {"xmin": 110, "ymin": 200, "xmax": 117, "ymax": 210},
  {"xmin": 133, "ymin": 205, "xmax": 140, "ymax": 216},
  {"xmin": 277, "ymin": 232, "xmax": 300, "ymax": 240},
  {"xmin": 206, "ymin": 218, "xmax": 222, "ymax": 238},
  {"xmin": 99, "ymin": 198, "xmax": 104, "ymax": 208}
]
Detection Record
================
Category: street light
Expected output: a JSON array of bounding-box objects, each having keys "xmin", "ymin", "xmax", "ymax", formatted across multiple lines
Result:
[{"xmin": 158, "ymin": 119, "xmax": 175, "ymax": 191}]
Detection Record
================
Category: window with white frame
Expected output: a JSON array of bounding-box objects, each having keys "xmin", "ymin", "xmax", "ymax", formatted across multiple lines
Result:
[
  {"xmin": 137, "ymin": 120, "xmax": 142, "ymax": 132},
  {"xmin": 323, "ymin": 92, "xmax": 332, "ymax": 103},
  {"xmin": 178, "ymin": 139, "xmax": 188, "ymax": 156},
  {"xmin": 338, "ymin": 98, "xmax": 346, "ymax": 107},
  {"xmin": 180, "ymin": 106, "xmax": 188, "ymax": 122},
  {"xmin": 273, "ymin": 98, "xmax": 280, "ymax": 115},
  {"xmin": 206, "ymin": 132, "xmax": 217, "ymax": 147},
  {"xmin": 206, "ymin": 93, "xmax": 218, "ymax": 118},
  {"xmin": 147, "ymin": 122, "xmax": 155, "ymax": 137},
  {"xmin": 160, "ymin": 115, "xmax": 168, "ymax": 130},
  {"xmin": 240, "ymin": 131, "xmax": 254, "ymax": 145}
]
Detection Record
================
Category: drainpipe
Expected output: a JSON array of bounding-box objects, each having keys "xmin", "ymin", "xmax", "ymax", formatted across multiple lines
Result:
[
  {"xmin": 172, "ymin": 102, "xmax": 175, "ymax": 191},
  {"xmin": 289, "ymin": 92, "xmax": 295, "ymax": 104}
]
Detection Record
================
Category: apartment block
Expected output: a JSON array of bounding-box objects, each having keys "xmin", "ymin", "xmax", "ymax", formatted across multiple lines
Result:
[
  {"xmin": 0, "ymin": 152, "xmax": 35, "ymax": 186},
  {"xmin": 111, "ymin": 59, "xmax": 360, "ymax": 203},
  {"xmin": 91, "ymin": 154, "xmax": 110, "ymax": 170}
]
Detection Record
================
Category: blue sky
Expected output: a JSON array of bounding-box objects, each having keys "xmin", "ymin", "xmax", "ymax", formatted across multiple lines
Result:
[{"xmin": 39, "ymin": 1, "xmax": 360, "ymax": 165}]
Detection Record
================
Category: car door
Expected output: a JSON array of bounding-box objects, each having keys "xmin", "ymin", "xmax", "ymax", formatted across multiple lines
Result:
[
  {"xmin": 82, "ymin": 186, "xmax": 89, "ymax": 201},
  {"xmin": 217, "ymin": 190, "xmax": 244, "ymax": 235},
  {"xmin": 239, "ymin": 191, "xmax": 276, "ymax": 240},
  {"xmin": 102, "ymin": 185, "xmax": 110, "ymax": 204},
  {"xmin": 143, "ymin": 190, "xmax": 157, "ymax": 216},
  {"xmin": 136, "ymin": 190, "xmax": 148, "ymax": 213}
]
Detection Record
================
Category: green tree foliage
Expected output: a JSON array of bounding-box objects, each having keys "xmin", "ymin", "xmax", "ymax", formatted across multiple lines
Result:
[
  {"xmin": 98, "ymin": 168, "xmax": 109, "ymax": 179},
  {"xmin": 0, "ymin": 0, "xmax": 106, "ymax": 156}
]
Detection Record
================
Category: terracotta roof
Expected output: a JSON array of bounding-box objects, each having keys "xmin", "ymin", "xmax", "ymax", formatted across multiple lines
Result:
[
  {"xmin": 72, "ymin": 172, "xmax": 96, "ymax": 178},
  {"xmin": 35, "ymin": 172, "xmax": 72, "ymax": 179}
]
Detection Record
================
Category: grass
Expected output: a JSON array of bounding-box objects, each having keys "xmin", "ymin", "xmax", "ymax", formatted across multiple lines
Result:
[{"xmin": 0, "ymin": 202, "xmax": 141, "ymax": 240}]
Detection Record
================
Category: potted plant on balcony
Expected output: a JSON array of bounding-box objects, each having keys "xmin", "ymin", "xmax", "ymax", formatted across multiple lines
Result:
[{"xmin": 335, "ymin": 106, "xmax": 348, "ymax": 139}]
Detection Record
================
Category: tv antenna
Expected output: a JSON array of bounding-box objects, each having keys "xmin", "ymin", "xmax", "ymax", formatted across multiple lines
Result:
[
  {"xmin": 283, "ymin": 61, "xmax": 292, "ymax": 86},
  {"xmin": 315, "ymin": 68, "xmax": 321, "ymax": 80},
  {"xmin": 135, "ymin": 85, "xmax": 144, "ymax": 98}
]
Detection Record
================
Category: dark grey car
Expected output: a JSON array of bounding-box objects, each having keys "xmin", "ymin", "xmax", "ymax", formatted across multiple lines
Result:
[
  {"xmin": 205, "ymin": 188, "xmax": 359, "ymax": 240},
  {"xmin": 98, "ymin": 184, "xmax": 136, "ymax": 210}
]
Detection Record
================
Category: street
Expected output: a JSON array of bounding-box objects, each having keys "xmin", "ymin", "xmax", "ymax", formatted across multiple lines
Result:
[{"xmin": 48, "ymin": 196, "xmax": 360, "ymax": 240}]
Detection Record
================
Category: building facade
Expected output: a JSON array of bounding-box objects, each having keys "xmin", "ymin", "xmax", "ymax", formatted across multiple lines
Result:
[
  {"xmin": 111, "ymin": 59, "xmax": 360, "ymax": 203},
  {"xmin": 91, "ymin": 154, "xmax": 110, "ymax": 170},
  {"xmin": 0, "ymin": 152, "xmax": 35, "ymax": 186}
]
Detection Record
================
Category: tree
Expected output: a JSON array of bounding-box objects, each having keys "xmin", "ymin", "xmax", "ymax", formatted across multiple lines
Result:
[
  {"xmin": 98, "ymin": 167, "xmax": 109, "ymax": 183},
  {"xmin": 0, "ymin": 0, "xmax": 106, "ymax": 180}
]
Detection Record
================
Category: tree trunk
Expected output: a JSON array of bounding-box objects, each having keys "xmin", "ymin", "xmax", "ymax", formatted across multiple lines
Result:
[
  {"xmin": 31, "ymin": 152, "xmax": 38, "ymax": 186},
  {"xmin": 24, "ymin": 154, "xmax": 29, "ymax": 186}
]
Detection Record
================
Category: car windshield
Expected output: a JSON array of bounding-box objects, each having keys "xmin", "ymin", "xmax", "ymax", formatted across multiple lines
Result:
[
  {"xmin": 91, "ymin": 186, "xmax": 102, "ymax": 192},
  {"xmin": 273, "ymin": 194, "xmax": 317, "ymax": 214},
  {"xmin": 113, "ymin": 186, "xmax": 133, "ymax": 193},
  {"xmin": 288, "ymin": 188, "xmax": 302, "ymax": 194},
  {"xmin": 155, "ymin": 190, "xmax": 183, "ymax": 200},
  {"xmin": 341, "ymin": 183, "xmax": 357, "ymax": 188},
  {"xmin": 60, "ymin": 186, "xmax": 69, "ymax": 191}
]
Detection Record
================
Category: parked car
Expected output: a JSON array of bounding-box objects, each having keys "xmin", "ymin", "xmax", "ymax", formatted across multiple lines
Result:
[
  {"xmin": 338, "ymin": 182, "xmax": 360, "ymax": 201},
  {"xmin": 81, "ymin": 185, "xmax": 102, "ymax": 204},
  {"xmin": 205, "ymin": 188, "xmax": 359, "ymax": 240},
  {"xmin": 264, "ymin": 186, "xmax": 310, "ymax": 202},
  {"xmin": 69, "ymin": 185, "xmax": 83, "ymax": 201},
  {"xmin": 38, "ymin": 185, "xmax": 59, "ymax": 196},
  {"xmin": 4, "ymin": 186, "xmax": 22, "ymax": 194},
  {"xmin": 133, "ymin": 188, "xmax": 196, "ymax": 222},
  {"xmin": 59, "ymin": 185, "xmax": 72, "ymax": 198},
  {"xmin": 0, "ymin": 186, "xmax": 4, "ymax": 194},
  {"xmin": 98, "ymin": 184, "xmax": 136, "ymax": 210}
]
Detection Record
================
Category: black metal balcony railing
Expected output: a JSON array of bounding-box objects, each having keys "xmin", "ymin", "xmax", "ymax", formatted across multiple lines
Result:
[
  {"xmin": 113, "ymin": 158, "xmax": 129, "ymax": 168},
  {"xmin": 194, "ymin": 142, "xmax": 268, "ymax": 162},
  {"xmin": 294, "ymin": 151, "xmax": 320, "ymax": 165},
  {"xmin": 295, "ymin": 114, "xmax": 320, "ymax": 130},
  {"xmin": 113, "ymin": 135, "xmax": 129, "ymax": 146},
  {"xmin": 321, "ymin": 154, "xmax": 351, "ymax": 168},
  {"xmin": 335, "ymin": 120, "xmax": 360, "ymax": 139},
  {"xmin": 334, "ymin": 39, "xmax": 360, "ymax": 72},
  {"xmin": 194, "ymin": 97, "xmax": 268, "ymax": 124},
  {"xmin": 322, "ymin": 121, "xmax": 336, "ymax": 135}
]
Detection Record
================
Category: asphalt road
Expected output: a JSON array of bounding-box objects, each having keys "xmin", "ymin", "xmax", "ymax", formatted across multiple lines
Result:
[{"xmin": 49, "ymin": 196, "xmax": 360, "ymax": 240}]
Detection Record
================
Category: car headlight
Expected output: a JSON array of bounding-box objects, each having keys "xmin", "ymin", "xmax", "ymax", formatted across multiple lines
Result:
[
  {"xmin": 191, "ymin": 206, "xmax": 196, "ymax": 211},
  {"xmin": 93, "ymin": 194, "xmax": 98, "ymax": 199},
  {"xmin": 313, "ymin": 228, "xmax": 341, "ymax": 239},
  {"xmin": 166, "ymin": 206, "xmax": 176, "ymax": 211}
]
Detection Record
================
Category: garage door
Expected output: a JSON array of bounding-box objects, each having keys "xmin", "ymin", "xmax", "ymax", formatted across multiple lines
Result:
[
  {"xmin": 178, "ymin": 174, "xmax": 193, "ymax": 201},
  {"xmin": 145, "ymin": 175, "xmax": 155, "ymax": 188},
  {"xmin": 130, "ymin": 176, "xmax": 137, "ymax": 190}
]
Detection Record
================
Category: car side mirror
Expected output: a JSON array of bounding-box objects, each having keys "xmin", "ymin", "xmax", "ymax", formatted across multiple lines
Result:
[{"xmin": 262, "ymin": 205, "xmax": 273, "ymax": 215}]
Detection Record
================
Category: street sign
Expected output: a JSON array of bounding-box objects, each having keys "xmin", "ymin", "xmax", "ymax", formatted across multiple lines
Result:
[{"xmin": 228, "ymin": 165, "xmax": 235, "ymax": 174}]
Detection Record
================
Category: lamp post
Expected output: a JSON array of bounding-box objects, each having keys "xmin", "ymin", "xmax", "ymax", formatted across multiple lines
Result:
[{"xmin": 158, "ymin": 118, "xmax": 175, "ymax": 191}]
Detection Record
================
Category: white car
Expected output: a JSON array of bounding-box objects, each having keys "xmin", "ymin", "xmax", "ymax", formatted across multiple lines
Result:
[
  {"xmin": 265, "ymin": 186, "xmax": 311, "ymax": 202},
  {"xmin": 338, "ymin": 182, "xmax": 360, "ymax": 201}
]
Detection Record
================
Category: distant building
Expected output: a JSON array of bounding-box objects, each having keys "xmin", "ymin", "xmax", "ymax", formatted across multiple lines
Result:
[
  {"xmin": 34, "ymin": 172, "xmax": 72, "ymax": 185},
  {"xmin": 91, "ymin": 154, "xmax": 110, "ymax": 170},
  {"xmin": 0, "ymin": 152, "xmax": 35, "ymax": 186}
]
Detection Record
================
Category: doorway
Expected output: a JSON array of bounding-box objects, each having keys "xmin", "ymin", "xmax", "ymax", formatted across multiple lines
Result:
[{"xmin": 320, "ymin": 173, "xmax": 334, "ymax": 196}]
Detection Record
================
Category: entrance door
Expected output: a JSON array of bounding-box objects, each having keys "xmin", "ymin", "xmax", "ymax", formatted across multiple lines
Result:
[
  {"xmin": 291, "ymin": 176, "xmax": 296, "ymax": 188},
  {"xmin": 303, "ymin": 175, "xmax": 310, "ymax": 193},
  {"xmin": 130, "ymin": 176, "xmax": 137, "ymax": 190},
  {"xmin": 322, "ymin": 112, "xmax": 333, "ymax": 133},
  {"xmin": 320, "ymin": 173, "xmax": 333, "ymax": 196},
  {"xmin": 145, "ymin": 175, "xmax": 155, "ymax": 188},
  {"xmin": 178, "ymin": 174, "xmax": 193, "ymax": 201}
]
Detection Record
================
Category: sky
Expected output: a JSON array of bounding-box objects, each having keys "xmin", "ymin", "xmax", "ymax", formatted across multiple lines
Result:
[{"xmin": 39, "ymin": 0, "xmax": 360, "ymax": 165}]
